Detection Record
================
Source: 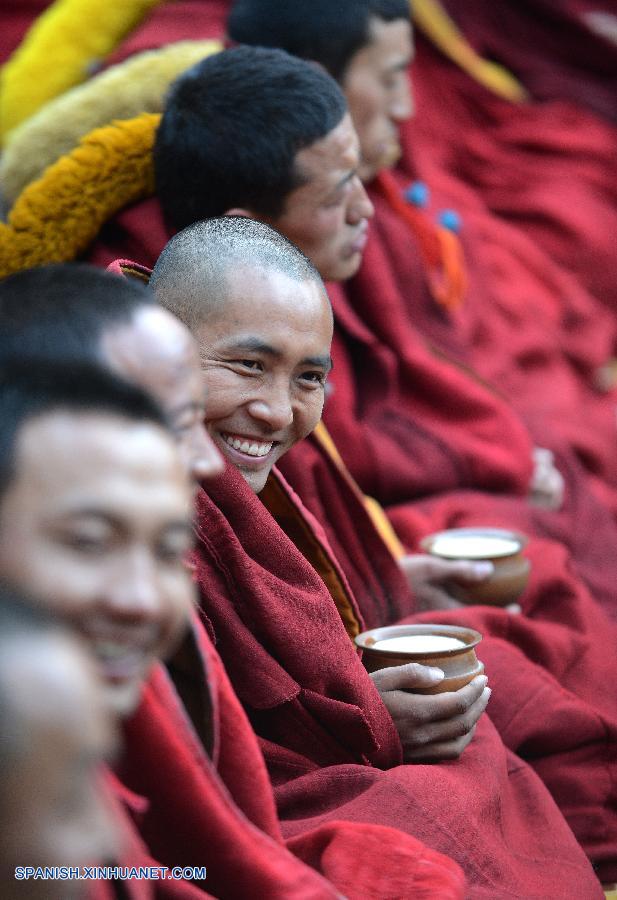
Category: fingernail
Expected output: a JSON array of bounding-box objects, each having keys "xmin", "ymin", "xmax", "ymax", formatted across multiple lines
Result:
[
  {"xmin": 472, "ymin": 561, "xmax": 494, "ymax": 577},
  {"xmin": 477, "ymin": 675, "xmax": 488, "ymax": 686},
  {"xmin": 484, "ymin": 687, "xmax": 492, "ymax": 701},
  {"xmin": 428, "ymin": 667, "xmax": 445, "ymax": 681}
]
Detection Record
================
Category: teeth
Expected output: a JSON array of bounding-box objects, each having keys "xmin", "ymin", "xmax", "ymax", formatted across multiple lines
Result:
[
  {"xmin": 93, "ymin": 641, "xmax": 136, "ymax": 661},
  {"xmin": 223, "ymin": 434, "xmax": 273, "ymax": 457}
]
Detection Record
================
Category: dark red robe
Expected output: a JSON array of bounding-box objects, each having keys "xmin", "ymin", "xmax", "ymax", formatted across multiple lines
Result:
[
  {"xmin": 439, "ymin": 0, "xmax": 617, "ymax": 123},
  {"xmin": 114, "ymin": 614, "xmax": 465, "ymax": 899},
  {"xmin": 190, "ymin": 463, "xmax": 610, "ymax": 892},
  {"xmin": 406, "ymin": 26, "xmax": 617, "ymax": 316},
  {"xmin": 322, "ymin": 279, "xmax": 617, "ymax": 614}
]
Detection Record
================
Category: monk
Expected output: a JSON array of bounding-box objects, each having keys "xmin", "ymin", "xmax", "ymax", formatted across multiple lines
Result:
[
  {"xmin": 147, "ymin": 214, "xmax": 612, "ymax": 895},
  {"xmin": 0, "ymin": 584, "xmax": 119, "ymax": 900},
  {"xmin": 0, "ymin": 265, "xmax": 467, "ymax": 899},
  {"xmin": 225, "ymin": 0, "xmax": 617, "ymax": 520},
  {"xmin": 150, "ymin": 44, "xmax": 617, "ymax": 619}
]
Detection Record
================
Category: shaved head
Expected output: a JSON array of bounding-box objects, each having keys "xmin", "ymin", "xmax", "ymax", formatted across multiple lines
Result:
[{"xmin": 150, "ymin": 216, "xmax": 328, "ymax": 330}]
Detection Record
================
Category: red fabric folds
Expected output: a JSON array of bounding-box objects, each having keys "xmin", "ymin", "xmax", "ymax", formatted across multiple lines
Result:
[
  {"xmin": 406, "ymin": 31, "xmax": 617, "ymax": 316},
  {"xmin": 279, "ymin": 433, "xmax": 617, "ymax": 878},
  {"xmin": 439, "ymin": 0, "xmax": 617, "ymax": 123},
  {"xmin": 116, "ymin": 612, "xmax": 465, "ymax": 899},
  {"xmin": 321, "ymin": 275, "xmax": 617, "ymax": 614},
  {"xmin": 190, "ymin": 463, "xmax": 606, "ymax": 895}
]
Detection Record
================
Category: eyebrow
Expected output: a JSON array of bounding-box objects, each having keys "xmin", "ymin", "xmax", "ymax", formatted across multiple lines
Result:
[
  {"xmin": 56, "ymin": 509, "xmax": 193, "ymax": 535},
  {"xmin": 332, "ymin": 169, "xmax": 357, "ymax": 194},
  {"xmin": 224, "ymin": 338, "xmax": 332, "ymax": 372}
]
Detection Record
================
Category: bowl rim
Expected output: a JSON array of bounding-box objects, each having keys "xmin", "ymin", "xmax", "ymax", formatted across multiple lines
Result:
[
  {"xmin": 419, "ymin": 526, "xmax": 528, "ymax": 560},
  {"xmin": 354, "ymin": 623, "xmax": 482, "ymax": 656}
]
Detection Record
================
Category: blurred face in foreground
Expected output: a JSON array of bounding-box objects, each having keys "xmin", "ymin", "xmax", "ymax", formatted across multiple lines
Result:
[
  {"xmin": 196, "ymin": 264, "xmax": 333, "ymax": 492},
  {"xmin": 101, "ymin": 305, "xmax": 224, "ymax": 487},
  {"xmin": 0, "ymin": 631, "xmax": 118, "ymax": 899},
  {"xmin": 343, "ymin": 16, "xmax": 414, "ymax": 182},
  {"xmin": 0, "ymin": 411, "xmax": 195, "ymax": 717}
]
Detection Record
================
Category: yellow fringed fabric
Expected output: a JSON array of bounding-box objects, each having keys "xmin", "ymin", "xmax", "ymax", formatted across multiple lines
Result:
[
  {"xmin": 1, "ymin": 40, "xmax": 222, "ymax": 206},
  {"xmin": 412, "ymin": 0, "xmax": 529, "ymax": 103},
  {"xmin": 0, "ymin": 113, "xmax": 160, "ymax": 278},
  {"xmin": 0, "ymin": 0, "xmax": 164, "ymax": 142},
  {"xmin": 313, "ymin": 424, "xmax": 407, "ymax": 560}
]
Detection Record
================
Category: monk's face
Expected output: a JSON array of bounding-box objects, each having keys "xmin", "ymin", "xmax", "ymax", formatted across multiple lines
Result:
[
  {"xmin": 102, "ymin": 305, "xmax": 224, "ymax": 487},
  {"xmin": 196, "ymin": 265, "xmax": 333, "ymax": 492},
  {"xmin": 0, "ymin": 633, "xmax": 118, "ymax": 898},
  {"xmin": 343, "ymin": 17, "xmax": 414, "ymax": 182},
  {"xmin": 0, "ymin": 412, "xmax": 195, "ymax": 718},
  {"xmin": 265, "ymin": 113, "xmax": 374, "ymax": 282}
]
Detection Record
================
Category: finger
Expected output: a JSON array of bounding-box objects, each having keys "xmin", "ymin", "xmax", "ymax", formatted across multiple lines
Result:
[
  {"xmin": 369, "ymin": 662, "xmax": 445, "ymax": 693},
  {"xmin": 404, "ymin": 726, "xmax": 477, "ymax": 762},
  {"xmin": 409, "ymin": 555, "xmax": 494, "ymax": 582},
  {"xmin": 384, "ymin": 674, "xmax": 488, "ymax": 724},
  {"xmin": 533, "ymin": 447, "xmax": 554, "ymax": 465},
  {"xmin": 405, "ymin": 674, "xmax": 488, "ymax": 725},
  {"xmin": 405, "ymin": 687, "xmax": 491, "ymax": 747},
  {"xmin": 505, "ymin": 603, "xmax": 522, "ymax": 614},
  {"xmin": 442, "ymin": 559, "xmax": 495, "ymax": 582}
]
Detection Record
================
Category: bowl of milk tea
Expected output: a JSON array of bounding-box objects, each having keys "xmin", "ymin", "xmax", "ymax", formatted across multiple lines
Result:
[
  {"xmin": 420, "ymin": 527, "xmax": 530, "ymax": 606},
  {"xmin": 355, "ymin": 624, "xmax": 483, "ymax": 693}
]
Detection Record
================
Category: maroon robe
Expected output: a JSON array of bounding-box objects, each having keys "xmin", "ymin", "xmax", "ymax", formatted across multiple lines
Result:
[
  {"xmin": 114, "ymin": 613, "xmax": 465, "ymax": 899},
  {"xmin": 407, "ymin": 27, "xmax": 617, "ymax": 316},
  {"xmin": 278, "ymin": 430, "xmax": 617, "ymax": 879},
  {"xmin": 439, "ymin": 0, "xmax": 617, "ymax": 123},
  {"xmin": 189, "ymin": 462, "xmax": 610, "ymax": 892}
]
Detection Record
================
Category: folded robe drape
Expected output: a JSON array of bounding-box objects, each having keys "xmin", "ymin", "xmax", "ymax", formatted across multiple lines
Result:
[
  {"xmin": 90, "ymin": 771, "xmax": 214, "ymax": 899},
  {"xmin": 278, "ymin": 432, "xmax": 617, "ymax": 880},
  {"xmin": 190, "ymin": 463, "xmax": 606, "ymax": 895},
  {"xmin": 343, "ymin": 186, "xmax": 617, "ymax": 516},
  {"xmin": 322, "ymin": 278, "xmax": 617, "ymax": 614},
  {"xmin": 405, "ymin": 27, "xmax": 617, "ymax": 317},
  {"xmin": 114, "ymin": 613, "xmax": 466, "ymax": 899},
  {"xmin": 438, "ymin": 0, "xmax": 617, "ymax": 124}
]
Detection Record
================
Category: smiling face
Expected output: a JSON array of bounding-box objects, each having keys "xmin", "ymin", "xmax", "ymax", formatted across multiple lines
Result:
[
  {"xmin": 101, "ymin": 306, "xmax": 224, "ymax": 487},
  {"xmin": 196, "ymin": 265, "xmax": 333, "ymax": 492},
  {"xmin": 343, "ymin": 17, "xmax": 414, "ymax": 182},
  {"xmin": 262, "ymin": 113, "xmax": 374, "ymax": 282},
  {"xmin": 0, "ymin": 412, "xmax": 195, "ymax": 718},
  {"xmin": 0, "ymin": 633, "xmax": 118, "ymax": 898}
]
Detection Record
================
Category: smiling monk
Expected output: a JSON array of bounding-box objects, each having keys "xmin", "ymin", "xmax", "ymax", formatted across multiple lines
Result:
[
  {"xmin": 146, "ymin": 215, "xmax": 610, "ymax": 898},
  {"xmin": 0, "ymin": 264, "xmax": 467, "ymax": 900}
]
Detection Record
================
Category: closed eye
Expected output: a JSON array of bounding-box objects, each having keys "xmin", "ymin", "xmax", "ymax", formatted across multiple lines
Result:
[
  {"xmin": 299, "ymin": 371, "xmax": 326, "ymax": 386},
  {"xmin": 232, "ymin": 359, "xmax": 263, "ymax": 372}
]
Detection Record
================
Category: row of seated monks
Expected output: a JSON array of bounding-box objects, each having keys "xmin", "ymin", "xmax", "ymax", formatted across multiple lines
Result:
[{"xmin": 1, "ymin": 1, "xmax": 617, "ymax": 897}]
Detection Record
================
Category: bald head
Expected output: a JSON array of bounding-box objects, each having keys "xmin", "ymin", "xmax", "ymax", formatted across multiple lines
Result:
[{"xmin": 150, "ymin": 216, "xmax": 328, "ymax": 331}]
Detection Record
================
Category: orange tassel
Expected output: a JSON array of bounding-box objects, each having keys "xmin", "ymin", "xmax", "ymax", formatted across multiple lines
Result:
[{"xmin": 375, "ymin": 169, "xmax": 467, "ymax": 312}]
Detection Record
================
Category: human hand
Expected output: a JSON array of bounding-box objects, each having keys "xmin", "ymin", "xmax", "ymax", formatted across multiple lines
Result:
[
  {"xmin": 399, "ymin": 554, "xmax": 494, "ymax": 611},
  {"xmin": 370, "ymin": 664, "xmax": 491, "ymax": 762},
  {"xmin": 529, "ymin": 447, "xmax": 565, "ymax": 510}
]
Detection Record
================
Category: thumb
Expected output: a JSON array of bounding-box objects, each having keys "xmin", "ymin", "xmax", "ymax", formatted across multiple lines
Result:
[
  {"xmin": 370, "ymin": 662, "xmax": 445, "ymax": 692},
  {"xmin": 445, "ymin": 559, "xmax": 495, "ymax": 582}
]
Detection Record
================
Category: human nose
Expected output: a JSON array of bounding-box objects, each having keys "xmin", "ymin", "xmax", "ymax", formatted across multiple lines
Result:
[
  {"xmin": 187, "ymin": 424, "xmax": 224, "ymax": 482},
  {"xmin": 247, "ymin": 380, "xmax": 294, "ymax": 431},
  {"xmin": 347, "ymin": 176, "xmax": 375, "ymax": 224},
  {"xmin": 391, "ymin": 76, "xmax": 414, "ymax": 122},
  {"xmin": 107, "ymin": 549, "xmax": 161, "ymax": 620}
]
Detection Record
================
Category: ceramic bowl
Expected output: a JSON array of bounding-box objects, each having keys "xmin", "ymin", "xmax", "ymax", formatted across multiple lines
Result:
[
  {"xmin": 420, "ymin": 526, "xmax": 530, "ymax": 607},
  {"xmin": 355, "ymin": 623, "xmax": 484, "ymax": 694}
]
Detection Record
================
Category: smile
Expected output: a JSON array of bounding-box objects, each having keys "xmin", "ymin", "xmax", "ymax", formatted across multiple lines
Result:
[
  {"xmin": 92, "ymin": 641, "xmax": 149, "ymax": 682},
  {"xmin": 222, "ymin": 433, "xmax": 274, "ymax": 458}
]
